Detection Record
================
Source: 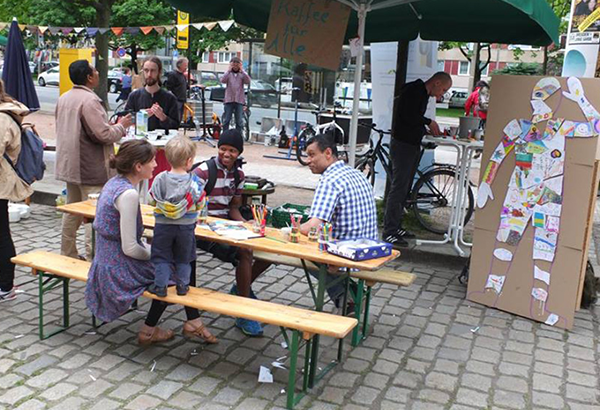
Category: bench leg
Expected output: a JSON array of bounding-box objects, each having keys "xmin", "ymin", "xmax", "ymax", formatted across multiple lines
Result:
[
  {"xmin": 37, "ymin": 269, "xmax": 70, "ymax": 340},
  {"xmin": 286, "ymin": 330, "xmax": 313, "ymax": 409},
  {"xmin": 351, "ymin": 279, "xmax": 365, "ymax": 346}
]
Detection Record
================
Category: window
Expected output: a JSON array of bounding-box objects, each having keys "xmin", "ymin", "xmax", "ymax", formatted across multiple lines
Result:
[
  {"xmin": 459, "ymin": 61, "xmax": 470, "ymax": 75},
  {"xmin": 437, "ymin": 60, "xmax": 445, "ymax": 72},
  {"xmin": 201, "ymin": 52, "xmax": 209, "ymax": 63},
  {"xmin": 479, "ymin": 62, "xmax": 489, "ymax": 76},
  {"xmin": 218, "ymin": 52, "xmax": 235, "ymax": 63}
]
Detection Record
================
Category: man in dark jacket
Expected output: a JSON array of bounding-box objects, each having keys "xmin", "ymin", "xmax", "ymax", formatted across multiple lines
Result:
[
  {"xmin": 383, "ymin": 71, "xmax": 452, "ymax": 247},
  {"xmin": 165, "ymin": 57, "xmax": 188, "ymax": 121}
]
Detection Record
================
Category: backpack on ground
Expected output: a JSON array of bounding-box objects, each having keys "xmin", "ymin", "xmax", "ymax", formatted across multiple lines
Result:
[{"xmin": 3, "ymin": 112, "xmax": 46, "ymax": 185}]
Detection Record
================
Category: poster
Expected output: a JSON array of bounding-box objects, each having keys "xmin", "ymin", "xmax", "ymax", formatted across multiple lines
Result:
[
  {"xmin": 265, "ymin": 0, "xmax": 351, "ymax": 70},
  {"xmin": 564, "ymin": 0, "xmax": 600, "ymax": 77},
  {"xmin": 369, "ymin": 39, "xmax": 437, "ymax": 197},
  {"xmin": 467, "ymin": 75, "xmax": 600, "ymax": 329}
]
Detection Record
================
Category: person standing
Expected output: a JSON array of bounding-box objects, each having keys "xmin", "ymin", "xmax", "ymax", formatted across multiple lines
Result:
[
  {"xmin": 116, "ymin": 67, "xmax": 132, "ymax": 103},
  {"xmin": 0, "ymin": 79, "xmax": 33, "ymax": 302},
  {"xmin": 55, "ymin": 60, "xmax": 133, "ymax": 260},
  {"xmin": 220, "ymin": 57, "xmax": 250, "ymax": 131},
  {"xmin": 125, "ymin": 56, "xmax": 180, "ymax": 131},
  {"xmin": 165, "ymin": 57, "xmax": 189, "ymax": 121},
  {"xmin": 383, "ymin": 72, "xmax": 452, "ymax": 247}
]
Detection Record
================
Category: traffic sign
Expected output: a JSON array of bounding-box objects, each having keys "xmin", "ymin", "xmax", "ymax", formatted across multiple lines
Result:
[{"xmin": 116, "ymin": 47, "xmax": 126, "ymax": 58}]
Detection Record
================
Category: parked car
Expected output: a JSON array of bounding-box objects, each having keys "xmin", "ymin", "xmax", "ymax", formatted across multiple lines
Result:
[
  {"xmin": 207, "ymin": 79, "xmax": 279, "ymax": 108},
  {"xmin": 107, "ymin": 70, "xmax": 123, "ymax": 93},
  {"xmin": 448, "ymin": 90, "xmax": 469, "ymax": 109},
  {"xmin": 38, "ymin": 67, "xmax": 60, "ymax": 86}
]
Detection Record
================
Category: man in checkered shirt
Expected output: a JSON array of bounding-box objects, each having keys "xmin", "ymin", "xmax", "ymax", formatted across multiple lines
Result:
[{"xmin": 300, "ymin": 134, "xmax": 378, "ymax": 308}]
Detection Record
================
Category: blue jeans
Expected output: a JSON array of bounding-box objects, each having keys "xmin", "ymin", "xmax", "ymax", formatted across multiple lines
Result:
[{"xmin": 223, "ymin": 102, "xmax": 244, "ymax": 131}]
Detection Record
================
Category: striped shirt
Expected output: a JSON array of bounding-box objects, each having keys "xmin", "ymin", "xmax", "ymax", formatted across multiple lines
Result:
[
  {"xmin": 194, "ymin": 157, "xmax": 245, "ymax": 218},
  {"xmin": 310, "ymin": 160, "xmax": 378, "ymax": 241}
]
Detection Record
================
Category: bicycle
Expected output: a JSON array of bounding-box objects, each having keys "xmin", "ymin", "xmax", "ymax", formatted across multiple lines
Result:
[
  {"xmin": 355, "ymin": 123, "xmax": 475, "ymax": 234},
  {"xmin": 295, "ymin": 107, "xmax": 346, "ymax": 166}
]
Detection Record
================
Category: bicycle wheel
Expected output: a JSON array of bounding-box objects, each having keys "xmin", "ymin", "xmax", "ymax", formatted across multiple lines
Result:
[
  {"xmin": 410, "ymin": 168, "xmax": 474, "ymax": 234},
  {"xmin": 355, "ymin": 156, "xmax": 376, "ymax": 186},
  {"xmin": 296, "ymin": 128, "xmax": 314, "ymax": 166}
]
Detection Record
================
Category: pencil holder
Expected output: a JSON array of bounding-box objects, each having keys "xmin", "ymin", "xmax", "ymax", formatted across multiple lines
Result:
[
  {"xmin": 289, "ymin": 227, "xmax": 300, "ymax": 243},
  {"xmin": 308, "ymin": 227, "xmax": 318, "ymax": 242}
]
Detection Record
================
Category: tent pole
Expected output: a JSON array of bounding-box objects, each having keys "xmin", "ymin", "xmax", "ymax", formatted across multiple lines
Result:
[{"xmin": 348, "ymin": 3, "xmax": 367, "ymax": 167}]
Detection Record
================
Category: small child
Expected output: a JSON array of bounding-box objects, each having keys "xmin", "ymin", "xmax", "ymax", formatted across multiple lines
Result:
[{"xmin": 147, "ymin": 136, "xmax": 204, "ymax": 297}]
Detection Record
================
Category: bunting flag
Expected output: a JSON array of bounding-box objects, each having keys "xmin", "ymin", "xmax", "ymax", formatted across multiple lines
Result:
[{"xmin": 0, "ymin": 20, "xmax": 239, "ymax": 38}]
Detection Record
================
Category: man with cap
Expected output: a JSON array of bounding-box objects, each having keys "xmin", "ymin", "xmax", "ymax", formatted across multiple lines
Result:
[
  {"xmin": 194, "ymin": 129, "xmax": 270, "ymax": 336},
  {"xmin": 220, "ymin": 56, "xmax": 251, "ymax": 131}
]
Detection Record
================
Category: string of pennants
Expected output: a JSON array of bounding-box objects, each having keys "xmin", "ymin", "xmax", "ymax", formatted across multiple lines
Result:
[{"xmin": 0, "ymin": 20, "xmax": 237, "ymax": 37}]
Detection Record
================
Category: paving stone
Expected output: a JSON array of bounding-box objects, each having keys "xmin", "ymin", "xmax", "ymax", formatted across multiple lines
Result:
[
  {"xmin": 0, "ymin": 385, "xmax": 34, "ymax": 405},
  {"xmin": 465, "ymin": 360, "xmax": 495, "ymax": 377},
  {"xmin": 40, "ymin": 383, "xmax": 78, "ymax": 401},
  {"xmin": 88, "ymin": 398, "xmax": 121, "ymax": 410},
  {"xmin": 567, "ymin": 370, "xmax": 598, "ymax": 386},
  {"xmin": 169, "ymin": 391, "xmax": 203, "ymax": 409},
  {"xmin": 165, "ymin": 364, "xmax": 202, "ymax": 381},
  {"xmin": 565, "ymin": 384, "xmax": 599, "ymax": 404},
  {"xmin": 383, "ymin": 386, "xmax": 411, "ymax": 403},
  {"xmin": 498, "ymin": 362, "xmax": 530, "ymax": 378},
  {"xmin": 533, "ymin": 374, "xmax": 562, "ymax": 394},
  {"xmin": 461, "ymin": 373, "xmax": 491, "ymax": 392},
  {"xmin": 212, "ymin": 387, "xmax": 244, "ymax": 406},
  {"xmin": 425, "ymin": 372, "xmax": 457, "ymax": 392},
  {"xmin": 350, "ymin": 386, "xmax": 380, "ymax": 405},
  {"xmin": 411, "ymin": 401, "xmax": 445, "ymax": 410},
  {"xmin": 14, "ymin": 355, "xmax": 58, "ymax": 376},
  {"xmin": 532, "ymin": 391, "xmax": 565, "ymax": 409},
  {"xmin": 79, "ymin": 379, "xmax": 114, "ymax": 398},
  {"xmin": 234, "ymin": 397, "xmax": 270, "ymax": 410},
  {"xmin": 14, "ymin": 399, "xmax": 46, "ymax": 410},
  {"xmin": 47, "ymin": 396, "xmax": 86, "ymax": 410},
  {"xmin": 534, "ymin": 362, "xmax": 563, "ymax": 378},
  {"xmin": 124, "ymin": 395, "xmax": 162, "ymax": 410},
  {"xmin": 25, "ymin": 368, "xmax": 68, "ymax": 388},
  {"xmin": 146, "ymin": 380, "xmax": 184, "ymax": 400},
  {"xmin": 362, "ymin": 373, "xmax": 390, "ymax": 389},
  {"xmin": 493, "ymin": 390, "xmax": 527, "ymax": 409},
  {"xmin": 0, "ymin": 374, "xmax": 23, "ymax": 389},
  {"xmin": 320, "ymin": 387, "xmax": 347, "ymax": 404},
  {"xmin": 328, "ymin": 372, "xmax": 360, "ymax": 388},
  {"xmin": 189, "ymin": 376, "xmax": 222, "ymax": 395},
  {"xmin": 108, "ymin": 382, "xmax": 144, "ymax": 400},
  {"xmin": 456, "ymin": 388, "xmax": 489, "ymax": 408},
  {"xmin": 417, "ymin": 388, "xmax": 451, "ymax": 404}
]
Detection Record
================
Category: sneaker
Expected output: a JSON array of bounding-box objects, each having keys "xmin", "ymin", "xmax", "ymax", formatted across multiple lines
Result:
[
  {"xmin": 397, "ymin": 228, "xmax": 416, "ymax": 239},
  {"xmin": 176, "ymin": 284, "xmax": 189, "ymax": 296},
  {"xmin": 384, "ymin": 233, "xmax": 409, "ymax": 247},
  {"xmin": 235, "ymin": 318, "xmax": 263, "ymax": 337},
  {"xmin": 0, "ymin": 288, "xmax": 16, "ymax": 303},
  {"xmin": 230, "ymin": 284, "xmax": 258, "ymax": 299},
  {"xmin": 147, "ymin": 284, "xmax": 167, "ymax": 297}
]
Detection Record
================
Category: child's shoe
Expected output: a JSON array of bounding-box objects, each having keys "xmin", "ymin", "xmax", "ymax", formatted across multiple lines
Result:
[
  {"xmin": 176, "ymin": 283, "xmax": 189, "ymax": 296},
  {"xmin": 147, "ymin": 284, "xmax": 167, "ymax": 297}
]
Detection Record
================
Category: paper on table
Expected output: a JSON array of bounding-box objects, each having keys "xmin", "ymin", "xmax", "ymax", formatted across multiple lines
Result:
[
  {"xmin": 258, "ymin": 366, "xmax": 273, "ymax": 383},
  {"xmin": 545, "ymin": 313, "xmax": 559, "ymax": 326}
]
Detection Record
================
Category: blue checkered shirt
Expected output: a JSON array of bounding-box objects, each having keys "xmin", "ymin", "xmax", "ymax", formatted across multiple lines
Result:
[{"xmin": 310, "ymin": 160, "xmax": 378, "ymax": 241}]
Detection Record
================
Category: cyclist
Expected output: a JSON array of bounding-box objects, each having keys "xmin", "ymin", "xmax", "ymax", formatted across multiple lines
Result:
[{"xmin": 383, "ymin": 72, "xmax": 451, "ymax": 247}]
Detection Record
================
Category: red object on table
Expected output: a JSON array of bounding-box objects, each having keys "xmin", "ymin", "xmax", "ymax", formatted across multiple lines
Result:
[{"xmin": 149, "ymin": 148, "xmax": 171, "ymax": 187}]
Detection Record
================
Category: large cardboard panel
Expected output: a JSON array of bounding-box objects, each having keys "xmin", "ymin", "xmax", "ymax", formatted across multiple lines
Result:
[
  {"xmin": 265, "ymin": 0, "xmax": 351, "ymax": 71},
  {"xmin": 468, "ymin": 75, "xmax": 600, "ymax": 329}
]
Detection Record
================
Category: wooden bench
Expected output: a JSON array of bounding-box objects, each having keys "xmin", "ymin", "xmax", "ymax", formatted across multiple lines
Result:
[
  {"xmin": 12, "ymin": 251, "xmax": 357, "ymax": 409},
  {"xmin": 253, "ymin": 251, "xmax": 416, "ymax": 346}
]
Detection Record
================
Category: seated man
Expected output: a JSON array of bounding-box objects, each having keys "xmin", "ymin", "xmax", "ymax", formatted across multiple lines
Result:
[
  {"xmin": 300, "ymin": 134, "xmax": 378, "ymax": 308},
  {"xmin": 194, "ymin": 129, "xmax": 271, "ymax": 336}
]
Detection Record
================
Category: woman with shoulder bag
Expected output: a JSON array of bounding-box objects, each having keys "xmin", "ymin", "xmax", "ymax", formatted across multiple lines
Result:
[{"xmin": 0, "ymin": 79, "xmax": 33, "ymax": 302}]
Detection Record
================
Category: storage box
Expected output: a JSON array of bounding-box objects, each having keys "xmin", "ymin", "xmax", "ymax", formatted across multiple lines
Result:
[
  {"xmin": 271, "ymin": 203, "xmax": 311, "ymax": 228},
  {"xmin": 326, "ymin": 239, "xmax": 392, "ymax": 261}
]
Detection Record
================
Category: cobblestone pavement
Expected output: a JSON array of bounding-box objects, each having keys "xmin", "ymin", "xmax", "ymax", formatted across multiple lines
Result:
[{"xmin": 1, "ymin": 204, "xmax": 599, "ymax": 410}]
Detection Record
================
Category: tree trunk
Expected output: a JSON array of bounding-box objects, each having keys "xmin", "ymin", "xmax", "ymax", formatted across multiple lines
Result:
[
  {"xmin": 543, "ymin": 46, "xmax": 548, "ymax": 75},
  {"xmin": 95, "ymin": 2, "xmax": 111, "ymax": 109}
]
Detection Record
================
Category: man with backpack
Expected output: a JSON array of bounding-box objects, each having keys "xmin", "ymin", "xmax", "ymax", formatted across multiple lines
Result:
[
  {"xmin": 193, "ymin": 129, "xmax": 271, "ymax": 336},
  {"xmin": 55, "ymin": 60, "xmax": 133, "ymax": 261}
]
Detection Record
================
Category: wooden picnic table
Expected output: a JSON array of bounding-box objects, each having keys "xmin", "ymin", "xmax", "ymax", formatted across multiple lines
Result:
[{"xmin": 58, "ymin": 200, "xmax": 399, "ymax": 387}]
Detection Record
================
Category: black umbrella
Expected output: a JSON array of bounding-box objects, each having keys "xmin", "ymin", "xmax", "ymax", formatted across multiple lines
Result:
[{"xmin": 1, "ymin": 18, "xmax": 40, "ymax": 111}]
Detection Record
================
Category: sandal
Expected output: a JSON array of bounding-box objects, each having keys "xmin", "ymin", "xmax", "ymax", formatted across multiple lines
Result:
[
  {"xmin": 183, "ymin": 318, "xmax": 218, "ymax": 344},
  {"xmin": 138, "ymin": 324, "xmax": 174, "ymax": 346}
]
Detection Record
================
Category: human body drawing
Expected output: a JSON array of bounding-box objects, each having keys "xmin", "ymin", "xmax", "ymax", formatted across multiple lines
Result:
[{"xmin": 472, "ymin": 77, "xmax": 600, "ymax": 326}]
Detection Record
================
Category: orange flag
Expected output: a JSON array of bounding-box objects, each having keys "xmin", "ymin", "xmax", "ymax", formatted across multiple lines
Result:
[
  {"xmin": 111, "ymin": 27, "xmax": 124, "ymax": 36},
  {"xmin": 140, "ymin": 26, "xmax": 154, "ymax": 35}
]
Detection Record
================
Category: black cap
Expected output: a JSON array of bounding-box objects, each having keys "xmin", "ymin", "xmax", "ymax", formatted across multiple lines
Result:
[{"xmin": 218, "ymin": 129, "xmax": 244, "ymax": 154}]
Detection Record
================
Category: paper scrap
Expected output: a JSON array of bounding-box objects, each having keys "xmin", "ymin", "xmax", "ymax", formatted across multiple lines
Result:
[
  {"xmin": 259, "ymin": 366, "xmax": 273, "ymax": 383},
  {"xmin": 89, "ymin": 374, "xmax": 96, "ymax": 381},
  {"xmin": 272, "ymin": 361, "xmax": 287, "ymax": 370},
  {"xmin": 150, "ymin": 360, "xmax": 156, "ymax": 372},
  {"xmin": 532, "ymin": 77, "xmax": 560, "ymax": 101},
  {"xmin": 534, "ymin": 266, "xmax": 551, "ymax": 285},
  {"xmin": 281, "ymin": 342, "xmax": 288, "ymax": 349},
  {"xmin": 470, "ymin": 326, "xmax": 480, "ymax": 333},
  {"xmin": 485, "ymin": 275, "xmax": 506, "ymax": 294},
  {"xmin": 493, "ymin": 248, "xmax": 513, "ymax": 262},
  {"xmin": 545, "ymin": 313, "xmax": 559, "ymax": 326},
  {"xmin": 14, "ymin": 334, "xmax": 24, "ymax": 339},
  {"xmin": 531, "ymin": 287, "xmax": 548, "ymax": 302}
]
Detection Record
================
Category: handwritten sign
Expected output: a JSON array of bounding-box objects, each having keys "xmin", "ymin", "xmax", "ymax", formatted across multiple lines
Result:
[{"xmin": 265, "ymin": 0, "xmax": 351, "ymax": 71}]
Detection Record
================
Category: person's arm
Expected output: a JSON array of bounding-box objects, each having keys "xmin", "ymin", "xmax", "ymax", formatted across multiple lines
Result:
[
  {"xmin": 220, "ymin": 71, "xmax": 230, "ymax": 84},
  {"xmin": 397, "ymin": 84, "xmax": 432, "ymax": 127},
  {"xmin": 464, "ymin": 91, "xmax": 476, "ymax": 116},
  {"xmin": 300, "ymin": 217, "xmax": 323, "ymax": 236},
  {"xmin": 228, "ymin": 195, "xmax": 245, "ymax": 221},
  {"xmin": 81, "ymin": 99, "xmax": 126, "ymax": 144},
  {"xmin": 241, "ymin": 70, "xmax": 251, "ymax": 85},
  {"xmin": 114, "ymin": 189, "xmax": 151, "ymax": 260},
  {"xmin": 301, "ymin": 179, "xmax": 340, "ymax": 235}
]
